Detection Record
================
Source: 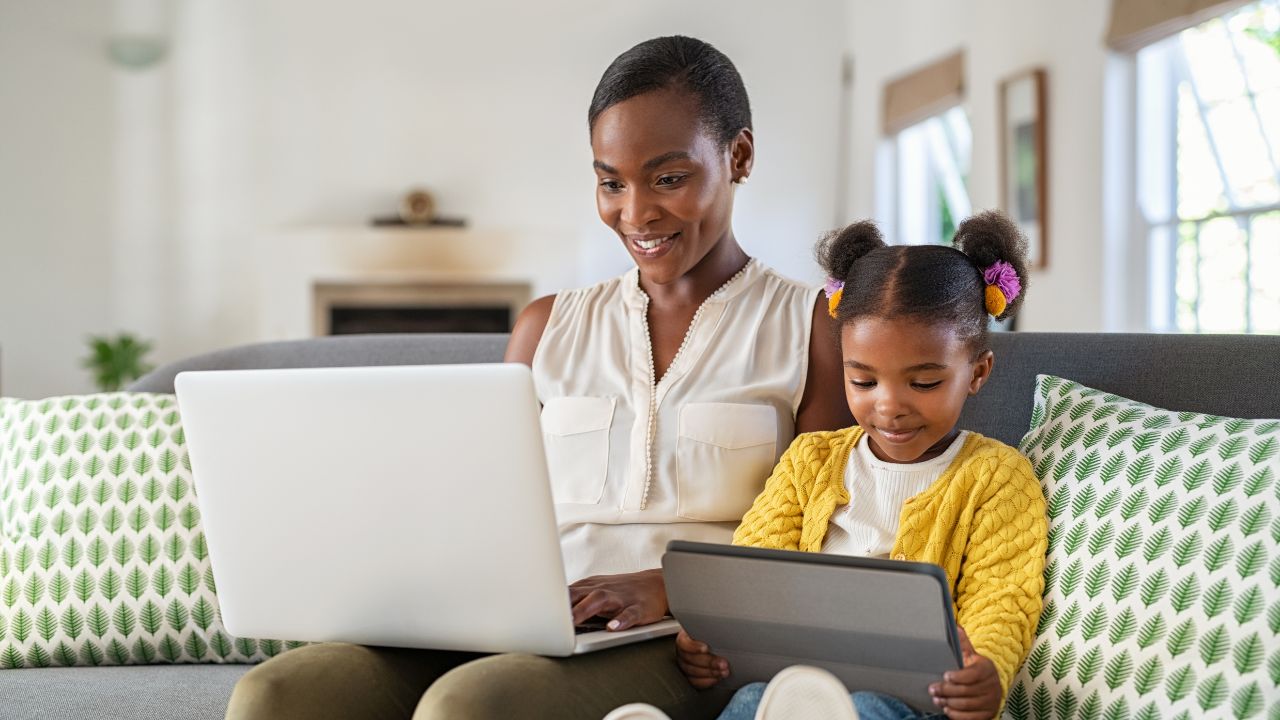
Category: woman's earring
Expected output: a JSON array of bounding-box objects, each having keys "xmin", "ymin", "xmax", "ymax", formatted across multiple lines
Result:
[{"xmin": 734, "ymin": 176, "xmax": 749, "ymax": 185}]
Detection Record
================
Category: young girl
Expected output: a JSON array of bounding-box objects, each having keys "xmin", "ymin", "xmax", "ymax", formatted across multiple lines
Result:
[{"xmin": 607, "ymin": 211, "xmax": 1048, "ymax": 720}]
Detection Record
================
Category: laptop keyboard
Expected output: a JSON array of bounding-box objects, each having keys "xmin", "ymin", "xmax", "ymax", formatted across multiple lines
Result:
[{"xmin": 574, "ymin": 619, "xmax": 610, "ymax": 634}]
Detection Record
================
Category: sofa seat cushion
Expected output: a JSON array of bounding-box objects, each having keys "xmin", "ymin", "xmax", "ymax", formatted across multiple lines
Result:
[
  {"xmin": 1004, "ymin": 375, "xmax": 1279, "ymax": 720},
  {"xmin": 0, "ymin": 664, "xmax": 249, "ymax": 719}
]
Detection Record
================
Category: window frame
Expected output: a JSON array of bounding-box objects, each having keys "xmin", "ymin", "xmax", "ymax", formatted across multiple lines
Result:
[
  {"xmin": 876, "ymin": 106, "xmax": 973, "ymax": 248},
  {"xmin": 1110, "ymin": 0, "xmax": 1280, "ymax": 333}
]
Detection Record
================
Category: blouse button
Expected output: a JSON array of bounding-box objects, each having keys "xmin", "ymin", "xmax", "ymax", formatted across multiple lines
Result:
[{"xmin": 893, "ymin": 553, "xmax": 906, "ymax": 561}]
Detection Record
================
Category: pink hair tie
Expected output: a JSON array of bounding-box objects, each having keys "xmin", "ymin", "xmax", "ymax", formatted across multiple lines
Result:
[
  {"xmin": 982, "ymin": 261, "xmax": 1020, "ymax": 316},
  {"xmin": 823, "ymin": 278, "xmax": 844, "ymax": 319}
]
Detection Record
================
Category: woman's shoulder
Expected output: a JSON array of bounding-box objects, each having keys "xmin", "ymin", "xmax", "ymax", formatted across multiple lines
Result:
[
  {"xmin": 750, "ymin": 263, "xmax": 820, "ymax": 302},
  {"xmin": 549, "ymin": 271, "xmax": 633, "ymax": 315},
  {"xmin": 506, "ymin": 294, "xmax": 557, "ymax": 365}
]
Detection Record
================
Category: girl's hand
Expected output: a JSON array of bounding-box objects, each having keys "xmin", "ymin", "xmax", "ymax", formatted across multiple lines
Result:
[
  {"xmin": 928, "ymin": 626, "xmax": 1002, "ymax": 720},
  {"xmin": 569, "ymin": 569, "xmax": 667, "ymax": 631},
  {"xmin": 675, "ymin": 630, "xmax": 730, "ymax": 689}
]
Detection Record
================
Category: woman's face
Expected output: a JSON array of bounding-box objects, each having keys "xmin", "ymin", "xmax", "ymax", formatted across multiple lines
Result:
[{"xmin": 590, "ymin": 88, "xmax": 751, "ymax": 285}]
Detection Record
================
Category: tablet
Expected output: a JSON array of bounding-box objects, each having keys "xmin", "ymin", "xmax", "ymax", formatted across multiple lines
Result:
[{"xmin": 662, "ymin": 541, "xmax": 962, "ymax": 712}]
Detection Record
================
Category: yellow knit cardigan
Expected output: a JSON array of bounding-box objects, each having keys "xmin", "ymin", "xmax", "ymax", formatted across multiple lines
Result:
[{"xmin": 732, "ymin": 426, "xmax": 1048, "ymax": 697}]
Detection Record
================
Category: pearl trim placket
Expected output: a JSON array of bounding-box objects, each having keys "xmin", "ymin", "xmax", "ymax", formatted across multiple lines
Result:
[
  {"xmin": 532, "ymin": 258, "xmax": 817, "ymax": 580},
  {"xmin": 636, "ymin": 258, "xmax": 756, "ymax": 510}
]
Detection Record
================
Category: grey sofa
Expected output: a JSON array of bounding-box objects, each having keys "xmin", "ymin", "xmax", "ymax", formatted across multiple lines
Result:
[{"xmin": 2, "ymin": 331, "xmax": 1276, "ymax": 720}]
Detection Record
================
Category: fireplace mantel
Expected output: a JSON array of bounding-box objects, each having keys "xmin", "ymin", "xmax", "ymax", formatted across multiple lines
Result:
[{"xmin": 256, "ymin": 224, "xmax": 558, "ymax": 340}]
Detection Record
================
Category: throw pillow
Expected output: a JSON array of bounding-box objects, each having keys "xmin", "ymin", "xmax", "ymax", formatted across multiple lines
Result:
[
  {"xmin": 1004, "ymin": 376, "xmax": 1279, "ymax": 719},
  {"xmin": 0, "ymin": 393, "xmax": 300, "ymax": 667}
]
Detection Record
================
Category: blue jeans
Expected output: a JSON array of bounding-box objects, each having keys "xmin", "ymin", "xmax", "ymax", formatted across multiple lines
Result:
[{"xmin": 716, "ymin": 682, "xmax": 947, "ymax": 720}]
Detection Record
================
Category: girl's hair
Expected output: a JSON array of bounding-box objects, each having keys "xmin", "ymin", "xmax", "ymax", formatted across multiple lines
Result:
[
  {"xmin": 588, "ymin": 36, "xmax": 751, "ymax": 147},
  {"xmin": 816, "ymin": 211, "xmax": 1030, "ymax": 353}
]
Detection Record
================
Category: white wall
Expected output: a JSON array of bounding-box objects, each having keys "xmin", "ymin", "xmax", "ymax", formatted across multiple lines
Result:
[
  {"xmin": 0, "ymin": 0, "xmax": 851, "ymax": 397},
  {"xmin": 169, "ymin": 0, "xmax": 848, "ymax": 350},
  {"xmin": 0, "ymin": 3, "xmax": 117, "ymax": 398},
  {"xmin": 844, "ymin": 0, "xmax": 1112, "ymax": 332},
  {"xmin": 3, "ymin": 0, "xmax": 1122, "ymax": 398}
]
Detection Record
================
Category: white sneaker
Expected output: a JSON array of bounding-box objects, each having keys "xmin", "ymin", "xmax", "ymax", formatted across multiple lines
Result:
[
  {"xmin": 601, "ymin": 703, "xmax": 673, "ymax": 720},
  {"xmin": 754, "ymin": 665, "xmax": 860, "ymax": 720}
]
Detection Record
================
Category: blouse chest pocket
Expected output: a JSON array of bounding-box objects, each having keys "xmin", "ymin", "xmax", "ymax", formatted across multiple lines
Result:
[
  {"xmin": 540, "ymin": 396, "xmax": 615, "ymax": 505},
  {"xmin": 676, "ymin": 402, "xmax": 778, "ymax": 521}
]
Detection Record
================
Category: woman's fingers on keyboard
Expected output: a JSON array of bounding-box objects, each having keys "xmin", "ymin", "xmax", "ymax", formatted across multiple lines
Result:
[{"xmin": 570, "ymin": 589, "xmax": 619, "ymax": 625}]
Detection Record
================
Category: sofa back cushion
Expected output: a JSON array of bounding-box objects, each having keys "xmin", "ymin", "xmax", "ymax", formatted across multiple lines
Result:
[
  {"xmin": 127, "ymin": 333, "xmax": 510, "ymax": 394},
  {"xmin": 0, "ymin": 393, "xmax": 295, "ymax": 668},
  {"xmin": 125, "ymin": 332, "xmax": 1280, "ymax": 447},
  {"xmin": 965, "ymin": 333, "xmax": 1280, "ymax": 446},
  {"xmin": 1003, "ymin": 375, "xmax": 1279, "ymax": 719}
]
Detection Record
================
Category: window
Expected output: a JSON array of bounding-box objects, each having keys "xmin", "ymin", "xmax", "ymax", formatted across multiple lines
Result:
[
  {"xmin": 1137, "ymin": 0, "xmax": 1280, "ymax": 333},
  {"xmin": 878, "ymin": 106, "xmax": 973, "ymax": 246}
]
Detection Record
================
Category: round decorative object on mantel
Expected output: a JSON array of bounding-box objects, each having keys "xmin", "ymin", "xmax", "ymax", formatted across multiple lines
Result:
[{"xmin": 398, "ymin": 188, "xmax": 437, "ymax": 225}]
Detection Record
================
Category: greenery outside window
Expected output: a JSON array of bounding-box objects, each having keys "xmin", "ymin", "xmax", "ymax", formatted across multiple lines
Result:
[
  {"xmin": 880, "ymin": 106, "xmax": 973, "ymax": 247},
  {"xmin": 1138, "ymin": 0, "xmax": 1280, "ymax": 333}
]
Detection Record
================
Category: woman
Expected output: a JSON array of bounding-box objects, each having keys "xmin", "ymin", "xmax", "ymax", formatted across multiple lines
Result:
[{"xmin": 227, "ymin": 35, "xmax": 850, "ymax": 720}]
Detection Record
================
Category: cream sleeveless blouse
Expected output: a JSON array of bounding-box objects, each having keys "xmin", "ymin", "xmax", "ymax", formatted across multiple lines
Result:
[{"xmin": 532, "ymin": 259, "xmax": 818, "ymax": 582}]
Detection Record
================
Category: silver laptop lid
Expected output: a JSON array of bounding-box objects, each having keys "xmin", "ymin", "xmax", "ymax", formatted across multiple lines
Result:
[{"xmin": 176, "ymin": 364, "xmax": 577, "ymax": 656}]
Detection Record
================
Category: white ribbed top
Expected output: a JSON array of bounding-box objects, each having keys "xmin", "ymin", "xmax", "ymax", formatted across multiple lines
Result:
[{"xmin": 820, "ymin": 431, "xmax": 970, "ymax": 558}]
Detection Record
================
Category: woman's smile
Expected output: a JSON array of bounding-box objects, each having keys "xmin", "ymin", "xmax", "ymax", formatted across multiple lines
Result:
[{"xmin": 627, "ymin": 231, "xmax": 680, "ymax": 258}]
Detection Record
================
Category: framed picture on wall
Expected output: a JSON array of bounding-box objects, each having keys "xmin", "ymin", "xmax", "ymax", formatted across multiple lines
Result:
[{"xmin": 999, "ymin": 68, "xmax": 1047, "ymax": 268}]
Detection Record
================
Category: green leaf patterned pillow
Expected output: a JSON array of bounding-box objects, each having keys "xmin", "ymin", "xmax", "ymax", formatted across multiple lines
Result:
[
  {"xmin": 0, "ymin": 393, "xmax": 300, "ymax": 668},
  {"xmin": 1003, "ymin": 376, "xmax": 1279, "ymax": 720}
]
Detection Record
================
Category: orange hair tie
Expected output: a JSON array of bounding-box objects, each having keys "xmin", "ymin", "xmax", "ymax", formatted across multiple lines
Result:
[
  {"xmin": 826, "ymin": 288, "xmax": 843, "ymax": 319},
  {"xmin": 984, "ymin": 285, "xmax": 1008, "ymax": 317}
]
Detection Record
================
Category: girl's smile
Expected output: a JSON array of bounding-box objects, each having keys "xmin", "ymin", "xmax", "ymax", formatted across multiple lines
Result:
[{"xmin": 874, "ymin": 426, "xmax": 921, "ymax": 444}]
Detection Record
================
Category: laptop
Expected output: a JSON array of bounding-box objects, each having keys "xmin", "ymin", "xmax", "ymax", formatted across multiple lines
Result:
[
  {"xmin": 662, "ymin": 541, "xmax": 962, "ymax": 712},
  {"xmin": 174, "ymin": 363, "xmax": 679, "ymax": 656}
]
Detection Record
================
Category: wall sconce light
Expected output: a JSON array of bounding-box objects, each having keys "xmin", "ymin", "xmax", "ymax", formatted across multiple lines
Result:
[{"xmin": 106, "ymin": 35, "xmax": 168, "ymax": 70}]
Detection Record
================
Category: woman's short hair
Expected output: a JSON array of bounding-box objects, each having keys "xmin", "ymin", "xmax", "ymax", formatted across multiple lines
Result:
[{"xmin": 588, "ymin": 35, "xmax": 751, "ymax": 147}]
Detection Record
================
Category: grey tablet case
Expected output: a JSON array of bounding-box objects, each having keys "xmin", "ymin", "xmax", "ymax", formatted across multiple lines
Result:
[{"xmin": 662, "ymin": 541, "xmax": 962, "ymax": 713}]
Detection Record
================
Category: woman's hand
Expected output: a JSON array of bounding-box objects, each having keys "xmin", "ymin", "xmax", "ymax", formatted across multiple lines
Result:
[
  {"xmin": 675, "ymin": 630, "xmax": 730, "ymax": 689},
  {"xmin": 569, "ymin": 569, "xmax": 667, "ymax": 631},
  {"xmin": 928, "ymin": 626, "xmax": 1002, "ymax": 720}
]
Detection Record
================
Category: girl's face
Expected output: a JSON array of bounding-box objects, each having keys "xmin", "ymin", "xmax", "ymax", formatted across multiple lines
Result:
[
  {"xmin": 590, "ymin": 87, "xmax": 752, "ymax": 285},
  {"xmin": 841, "ymin": 317, "xmax": 993, "ymax": 464}
]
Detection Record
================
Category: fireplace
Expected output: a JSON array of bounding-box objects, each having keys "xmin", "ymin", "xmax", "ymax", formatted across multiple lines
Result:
[
  {"xmin": 312, "ymin": 279, "xmax": 531, "ymax": 336},
  {"xmin": 328, "ymin": 305, "xmax": 511, "ymax": 334}
]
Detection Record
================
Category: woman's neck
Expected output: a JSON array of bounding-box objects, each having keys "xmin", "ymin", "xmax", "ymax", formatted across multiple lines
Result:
[{"xmin": 638, "ymin": 234, "xmax": 750, "ymax": 307}]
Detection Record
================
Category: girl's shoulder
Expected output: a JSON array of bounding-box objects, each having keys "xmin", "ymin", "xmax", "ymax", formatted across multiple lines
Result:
[
  {"xmin": 959, "ymin": 431, "xmax": 1028, "ymax": 460},
  {"xmin": 962, "ymin": 430, "xmax": 1034, "ymax": 466},
  {"xmin": 784, "ymin": 426, "xmax": 863, "ymax": 460},
  {"xmin": 952, "ymin": 432, "xmax": 1042, "ymax": 496}
]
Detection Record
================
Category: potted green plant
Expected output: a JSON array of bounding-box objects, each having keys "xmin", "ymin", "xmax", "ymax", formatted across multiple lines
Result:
[{"xmin": 82, "ymin": 333, "xmax": 155, "ymax": 391}]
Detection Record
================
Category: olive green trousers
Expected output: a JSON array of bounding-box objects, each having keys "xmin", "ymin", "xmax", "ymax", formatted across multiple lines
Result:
[{"xmin": 225, "ymin": 637, "xmax": 732, "ymax": 720}]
